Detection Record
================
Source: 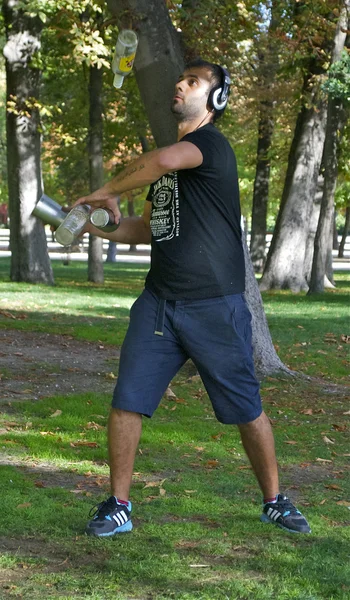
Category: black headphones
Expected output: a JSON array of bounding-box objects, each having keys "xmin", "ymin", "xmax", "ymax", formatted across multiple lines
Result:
[{"xmin": 207, "ymin": 65, "xmax": 231, "ymax": 113}]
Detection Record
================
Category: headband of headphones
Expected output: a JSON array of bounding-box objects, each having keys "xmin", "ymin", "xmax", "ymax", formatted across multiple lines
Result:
[{"xmin": 208, "ymin": 66, "xmax": 231, "ymax": 112}]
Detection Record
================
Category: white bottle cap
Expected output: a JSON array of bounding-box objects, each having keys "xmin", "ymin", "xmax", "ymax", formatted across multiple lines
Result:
[{"xmin": 113, "ymin": 73, "xmax": 125, "ymax": 88}]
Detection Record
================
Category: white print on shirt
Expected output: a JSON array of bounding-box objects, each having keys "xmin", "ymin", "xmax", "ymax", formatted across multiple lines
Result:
[{"xmin": 150, "ymin": 172, "xmax": 180, "ymax": 241}]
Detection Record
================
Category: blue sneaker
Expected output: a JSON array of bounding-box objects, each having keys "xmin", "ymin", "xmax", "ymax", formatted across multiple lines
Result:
[
  {"xmin": 261, "ymin": 494, "xmax": 311, "ymax": 534},
  {"xmin": 86, "ymin": 496, "xmax": 133, "ymax": 537}
]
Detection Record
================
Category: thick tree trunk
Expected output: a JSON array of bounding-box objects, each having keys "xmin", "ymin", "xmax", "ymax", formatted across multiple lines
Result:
[
  {"xmin": 3, "ymin": 0, "xmax": 54, "ymax": 284},
  {"xmin": 107, "ymin": 0, "xmax": 184, "ymax": 146},
  {"xmin": 242, "ymin": 234, "xmax": 291, "ymax": 378},
  {"xmin": 88, "ymin": 64, "xmax": 104, "ymax": 284},
  {"xmin": 259, "ymin": 70, "xmax": 327, "ymax": 292},
  {"xmin": 308, "ymin": 4, "xmax": 348, "ymax": 294},
  {"xmin": 338, "ymin": 206, "xmax": 350, "ymax": 258}
]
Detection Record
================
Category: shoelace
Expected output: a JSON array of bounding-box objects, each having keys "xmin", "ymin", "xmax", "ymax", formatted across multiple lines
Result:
[
  {"xmin": 272, "ymin": 495, "xmax": 299, "ymax": 515},
  {"xmin": 89, "ymin": 497, "xmax": 116, "ymax": 518}
]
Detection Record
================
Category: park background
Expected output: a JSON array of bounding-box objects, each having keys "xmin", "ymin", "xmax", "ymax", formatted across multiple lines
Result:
[{"xmin": 0, "ymin": 1, "xmax": 349, "ymax": 599}]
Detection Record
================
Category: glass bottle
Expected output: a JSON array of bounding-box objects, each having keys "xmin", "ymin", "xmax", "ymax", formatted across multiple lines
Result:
[
  {"xmin": 111, "ymin": 29, "xmax": 138, "ymax": 88},
  {"xmin": 55, "ymin": 205, "xmax": 90, "ymax": 246}
]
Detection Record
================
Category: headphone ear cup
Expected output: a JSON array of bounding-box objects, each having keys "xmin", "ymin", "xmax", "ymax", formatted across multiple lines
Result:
[{"xmin": 212, "ymin": 87, "xmax": 227, "ymax": 111}]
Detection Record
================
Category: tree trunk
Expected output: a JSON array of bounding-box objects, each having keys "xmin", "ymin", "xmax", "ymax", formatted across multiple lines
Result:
[
  {"xmin": 107, "ymin": 0, "xmax": 290, "ymax": 378},
  {"xmin": 250, "ymin": 101, "xmax": 274, "ymax": 273},
  {"xmin": 259, "ymin": 69, "xmax": 327, "ymax": 292},
  {"xmin": 242, "ymin": 233, "xmax": 291, "ymax": 378},
  {"xmin": 88, "ymin": 64, "xmax": 104, "ymax": 284},
  {"xmin": 338, "ymin": 206, "xmax": 350, "ymax": 258},
  {"xmin": 107, "ymin": 0, "xmax": 184, "ymax": 146},
  {"xmin": 250, "ymin": 5, "xmax": 279, "ymax": 273},
  {"xmin": 333, "ymin": 212, "xmax": 339, "ymax": 250},
  {"xmin": 303, "ymin": 174, "xmax": 323, "ymax": 283},
  {"xmin": 3, "ymin": 0, "xmax": 54, "ymax": 284},
  {"xmin": 308, "ymin": 4, "xmax": 348, "ymax": 294}
]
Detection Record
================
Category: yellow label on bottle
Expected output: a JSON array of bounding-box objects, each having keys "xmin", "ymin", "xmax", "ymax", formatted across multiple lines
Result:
[{"xmin": 118, "ymin": 53, "xmax": 136, "ymax": 73}]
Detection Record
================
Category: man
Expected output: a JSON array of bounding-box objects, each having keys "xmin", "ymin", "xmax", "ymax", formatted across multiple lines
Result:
[{"xmin": 76, "ymin": 59, "xmax": 311, "ymax": 537}]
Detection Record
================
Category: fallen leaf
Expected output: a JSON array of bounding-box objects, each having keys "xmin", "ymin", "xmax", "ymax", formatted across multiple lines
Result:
[
  {"xmin": 159, "ymin": 488, "xmax": 166, "ymax": 496},
  {"xmin": 212, "ymin": 432, "xmax": 225, "ymax": 440},
  {"xmin": 35, "ymin": 481, "xmax": 45, "ymax": 488},
  {"xmin": 143, "ymin": 479, "xmax": 166, "ymax": 489},
  {"xmin": 342, "ymin": 411, "xmax": 350, "ymax": 416},
  {"xmin": 297, "ymin": 325, "xmax": 304, "ymax": 329},
  {"xmin": 164, "ymin": 387, "xmax": 176, "ymax": 398},
  {"xmin": 325, "ymin": 484, "xmax": 342, "ymax": 491},
  {"xmin": 336, "ymin": 500, "xmax": 350, "ymax": 507},
  {"xmin": 70, "ymin": 441, "xmax": 99, "ymax": 448},
  {"xmin": 284, "ymin": 440, "xmax": 298, "ymax": 445},
  {"xmin": 14, "ymin": 352, "xmax": 23, "ymax": 356},
  {"xmin": 205, "ymin": 459, "xmax": 219, "ymax": 468},
  {"xmin": 300, "ymin": 408, "xmax": 313, "ymax": 415},
  {"xmin": 16, "ymin": 503, "xmax": 31, "ymax": 509},
  {"xmin": 316, "ymin": 457, "xmax": 333, "ymax": 463},
  {"xmin": 40, "ymin": 431, "xmax": 55, "ymax": 436},
  {"xmin": 105, "ymin": 372, "xmax": 117, "ymax": 380},
  {"xmin": 85, "ymin": 421, "xmax": 105, "ymax": 431},
  {"xmin": 49, "ymin": 410, "xmax": 62, "ymax": 418},
  {"xmin": 194, "ymin": 446, "xmax": 204, "ymax": 452},
  {"xmin": 319, "ymin": 499, "xmax": 327, "ymax": 505},
  {"xmin": 184, "ymin": 490, "xmax": 197, "ymax": 494},
  {"xmin": 332, "ymin": 423, "xmax": 347, "ymax": 431},
  {"xmin": 323, "ymin": 436, "xmax": 335, "ymax": 444},
  {"xmin": 189, "ymin": 564, "xmax": 210, "ymax": 568},
  {"xmin": 0, "ymin": 310, "xmax": 16, "ymax": 319}
]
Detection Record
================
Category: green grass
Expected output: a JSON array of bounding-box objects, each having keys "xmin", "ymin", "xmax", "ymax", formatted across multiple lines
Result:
[{"xmin": 0, "ymin": 258, "xmax": 349, "ymax": 599}]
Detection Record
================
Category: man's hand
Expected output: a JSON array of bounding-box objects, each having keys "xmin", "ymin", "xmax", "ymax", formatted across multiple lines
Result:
[{"xmin": 74, "ymin": 194, "xmax": 121, "ymax": 226}]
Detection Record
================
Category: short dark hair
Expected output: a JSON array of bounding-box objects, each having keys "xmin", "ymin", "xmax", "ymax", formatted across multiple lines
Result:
[{"xmin": 184, "ymin": 58, "xmax": 226, "ymax": 121}]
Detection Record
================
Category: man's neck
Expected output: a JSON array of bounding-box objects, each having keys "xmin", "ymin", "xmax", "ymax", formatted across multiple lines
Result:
[{"xmin": 177, "ymin": 112, "xmax": 213, "ymax": 141}]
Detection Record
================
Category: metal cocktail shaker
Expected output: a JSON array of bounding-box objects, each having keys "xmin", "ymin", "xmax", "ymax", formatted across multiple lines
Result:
[{"xmin": 32, "ymin": 194, "xmax": 67, "ymax": 228}]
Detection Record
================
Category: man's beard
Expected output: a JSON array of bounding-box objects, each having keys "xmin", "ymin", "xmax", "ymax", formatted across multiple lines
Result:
[{"xmin": 171, "ymin": 97, "xmax": 206, "ymax": 122}]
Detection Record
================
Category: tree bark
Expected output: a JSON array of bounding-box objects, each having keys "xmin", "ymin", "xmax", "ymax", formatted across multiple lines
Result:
[
  {"xmin": 338, "ymin": 206, "xmax": 350, "ymax": 258},
  {"xmin": 308, "ymin": 4, "xmax": 349, "ymax": 294},
  {"xmin": 88, "ymin": 64, "xmax": 104, "ymax": 284},
  {"xmin": 250, "ymin": 101, "xmax": 274, "ymax": 273},
  {"xmin": 259, "ymin": 67, "xmax": 327, "ymax": 292},
  {"xmin": 3, "ymin": 0, "xmax": 54, "ymax": 284},
  {"xmin": 107, "ymin": 0, "xmax": 184, "ymax": 146},
  {"xmin": 250, "ymin": 5, "xmax": 279, "ymax": 273},
  {"xmin": 107, "ymin": 0, "xmax": 290, "ymax": 378}
]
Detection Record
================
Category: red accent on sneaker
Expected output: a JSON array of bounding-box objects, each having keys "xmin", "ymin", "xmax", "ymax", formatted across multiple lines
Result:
[
  {"xmin": 116, "ymin": 498, "xmax": 129, "ymax": 506},
  {"xmin": 263, "ymin": 496, "xmax": 278, "ymax": 504}
]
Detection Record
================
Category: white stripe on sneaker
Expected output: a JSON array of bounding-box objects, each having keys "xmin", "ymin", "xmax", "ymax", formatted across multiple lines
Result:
[
  {"xmin": 113, "ymin": 514, "xmax": 122, "ymax": 526},
  {"xmin": 119, "ymin": 510, "xmax": 128, "ymax": 523}
]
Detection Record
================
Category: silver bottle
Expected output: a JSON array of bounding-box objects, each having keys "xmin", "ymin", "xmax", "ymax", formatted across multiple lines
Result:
[
  {"xmin": 55, "ymin": 205, "xmax": 91, "ymax": 246},
  {"xmin": 90, "ymin": 208, "xmax": 120, "ymax": 232}
]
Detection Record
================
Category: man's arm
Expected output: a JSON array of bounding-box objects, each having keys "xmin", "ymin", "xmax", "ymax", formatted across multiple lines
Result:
[
  {"xmin": 74, "ymin": 141, "xmax": 203, "ymax": 223},
  {"xmin": 84, "ymin": 201, "xmax": 152, "ymax": 245}
]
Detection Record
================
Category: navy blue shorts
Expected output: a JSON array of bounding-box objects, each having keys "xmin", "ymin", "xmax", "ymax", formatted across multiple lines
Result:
[{"xmin": 112, "ymin": 288, "xmax": 262, "ymax": 424}]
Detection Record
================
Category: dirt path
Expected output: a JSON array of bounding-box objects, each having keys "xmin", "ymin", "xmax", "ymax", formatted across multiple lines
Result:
[{"xmin": 0, "ymin": 329, "xmax": 120, "ymax": 403}]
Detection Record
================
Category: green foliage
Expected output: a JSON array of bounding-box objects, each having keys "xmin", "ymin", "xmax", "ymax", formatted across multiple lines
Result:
[{"xmin": 322, "ymin": 50, "xmax": 350, "ymax": 103}]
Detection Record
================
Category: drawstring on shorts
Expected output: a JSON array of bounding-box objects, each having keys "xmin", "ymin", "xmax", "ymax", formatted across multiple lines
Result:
[{"xmin": 154, "ymin": 298, "xmax": 166, "ymax": 336}]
